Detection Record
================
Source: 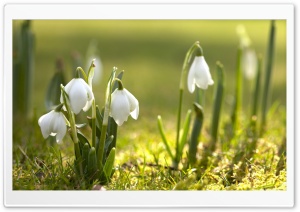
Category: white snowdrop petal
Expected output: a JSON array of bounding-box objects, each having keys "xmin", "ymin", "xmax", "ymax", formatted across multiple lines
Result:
[
  {"xmin": 110, "ymin": 90, "xmax": 130, "ymax": 126},
  {"xmin": 60, "ymin": 79, "xmax": 75, "ymax": 104},
  {"xmin": 124, "ymin": 89, "xmax": 139, "ymax": 110},
  {"xmin": 38, "ymin": 111, "xmax": 54, "ymax": 139},
  {"xmin": 187, "ymin": 58, "xmax": 197, "ymax": 93},
  {"xmin": 38, "ymin": 110, "xmax": 67, "ymax": 142},
  {"xmin": 189, "ymin": 56, "xmax": 214, "ymax": 90},
  {"xmin": 83, "ymin": 99, "xmax": 93, "ymax": 112},
  {"xmin": 61, "ymin": 78, "xmax": 95, "ymax": 114},
  {"xmin": 68, "ymin": 79, "xmax": 89, "ymax": 114},
  {"xmin": 81, "ymin": 80, "xmax": 94, "ymax": 101},
  {"xmin": 124, "ymin": 89, "xmax": 139, "ymax": 120},
  {"xmin": 55, "ymin": 114, "xmax": 67, "ymax": 142},
  {"xmin": 130, "ymin": 106, "xmax": 139, "ymax": 120}
]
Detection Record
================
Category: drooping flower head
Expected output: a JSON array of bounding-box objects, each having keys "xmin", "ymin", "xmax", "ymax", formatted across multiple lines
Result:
[
  {"xmin": 110, "ymin": 80, "xmax": 139, "ymax": 126},
  {"xmin": 60, "ymin": 74, "xmax": 94, "ymax": 114},
  {"xmin": 187, "ymin": 55, "xmax": 214, "ymax": 93},
  {"xmin": 38, "ymin": 104, "xmax": 68, "ymax": 142}
]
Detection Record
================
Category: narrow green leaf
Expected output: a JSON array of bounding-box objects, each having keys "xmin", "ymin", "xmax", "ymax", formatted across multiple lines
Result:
[
  {"xmin": 261, "ymin": 20, "xmax": 276, "ymax": 135},
  {"xmin": 76, "ymin": 67, "xmax": 88, "ymax": 82},
  {"xmin": 157, "ymin": 116, "xmax": 174, "ymax": 160},
  {"xmin": 188, "ymin": 103, "xmax": 204, "ymax": 165},
  {"xmin": 178, "ymin": 110, "xmax": 192, "ymax": 159},
  {"xmin": 250, "ymin": 54, "xmax": 262, "ymax": 132},
  {"xmin": 87, "ymin": 59, "xmax": 95, "ymax": 87},
  {"xmin": 87, "ymin": 116, "xmax": 102, "ymax": 138},
  {"xmin": 231, "ymin": 46, "xmax": 242, "ymax": 132},
  {"xmin": 96, "ymin": 106, "xmax": 104, "ymax": 132},
  {"xmin": 210, "ymin": 62, "xmax": 224, "ymax": 152},
  {"xmin": 82, "ymin": 143, "xmax": 90, "ymax": 174},
  {"xmin": 45, "ymin": 67, "xmax": 65, "ymax": 111},
  {"xmin": 77, "ymin": 130, "xmax": 91, "ymax": 149},
  {"xmin": 104, "ymin": 135, "xmax": 114, "ymax": 161},
  {"xmin": 103, "ymin": 148, "xmax": 116, "ymax": 182},
  {"xmin": 87, "ymin": 147, "xmax": 98, "ymax": 179}
]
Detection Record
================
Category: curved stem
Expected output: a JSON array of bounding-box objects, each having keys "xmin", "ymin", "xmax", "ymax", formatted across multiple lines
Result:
[{"xmin": 92, "ymin": 99, "xmax": 96, "ymax": 147}]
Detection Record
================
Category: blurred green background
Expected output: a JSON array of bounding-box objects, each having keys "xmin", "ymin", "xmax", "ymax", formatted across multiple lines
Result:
[{"xmin": 13, "ymin": 20, "xmax": 286, "ymax": 126}]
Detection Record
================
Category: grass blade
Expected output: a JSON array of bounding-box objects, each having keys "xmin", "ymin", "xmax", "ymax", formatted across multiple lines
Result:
[
  {"xmin": 178, "ymin": 110, "xmax": 192, "ymax": 161},
  {"xmin": 157, "ymin": 116, "xmax": 174, "ymax": 160}
]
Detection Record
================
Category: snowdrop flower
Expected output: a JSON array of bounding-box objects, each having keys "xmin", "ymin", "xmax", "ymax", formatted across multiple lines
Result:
[
  {"xmin": 236, "ymin": 24, "xmax": 251, "ymax": 48},
  {"xmin": 243, "ymin": 48, "xmax": 257, "ymax": 80},
  {"xmin": 60, "ymin": 78, "xmax": 94, "ymax": 114},
  {"xmin": 187, "ymin": 56, "xmax": 214, "ymax": 93},
  {"xmin": 110, "ymin": 86, "xmax": 139, "ymax": 126},
  {"xmin": 38, "ymin": 109, "xmax": 68, "ymax": 142}
]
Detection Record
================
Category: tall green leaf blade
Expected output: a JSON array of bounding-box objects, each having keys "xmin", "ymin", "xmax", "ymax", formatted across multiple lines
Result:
[
  {"xmin": 87, "ymin": 147, "xmax": 98, "ymax": 180},
  {"xmin": 210, "ymin": 62, "xmax": 224, "ymax": 152},
  {"xmin": 103, "ymin": 148, "xmax": 116, "ymax": 182},
  {"xmin": 157, "ymin": 116, "xmax": 174, "ymax": 160},
  {"xmin": 178, "ymin": 110, "xmax": 192, "ymax": 159},
  {"xmin": 188, "ymin": 103, "xmax": 204, "ymax": 165},
  {"xmin": 45, "ymin": 65, "xmax": 66, "ymax": 110},
  {"xmin": 261, "ymin": 20, "xmax": 276, "ymax": 135}
]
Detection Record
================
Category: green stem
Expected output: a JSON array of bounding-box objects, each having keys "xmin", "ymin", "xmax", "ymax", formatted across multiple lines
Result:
[
  {"xmin": 175, "ymin": 41, "xmax": 203, "ymax": 167},
  {"xmin": 92, "ymin": 99, "xmax": 96, "ymax": 147},
  {"xmin": 97, "ymin": 67, "xmax": 116, "ymax": 172},
  {"xmin": 61, "ymin": 85, "xmax": 83, "ymax": 177},
  {"xmin": 175, "ymin": 89, "xmax": 183, "ymax": 166}
]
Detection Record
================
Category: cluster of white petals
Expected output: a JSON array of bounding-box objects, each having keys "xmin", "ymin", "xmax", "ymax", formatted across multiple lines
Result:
[
  {"xmin": 110, "ymin": 88, "xmax": 139, "ymax": 126},
  {"xmin": 60, "ymin": 78, "xmax": 94, "ymax": 114},
  {"xmin": 38, "ymin": 110, "xmax": 67, "ymax": 142},
  {"xmin": 187, "ymin": 56, "xmax": 214, "ymax": 93}
]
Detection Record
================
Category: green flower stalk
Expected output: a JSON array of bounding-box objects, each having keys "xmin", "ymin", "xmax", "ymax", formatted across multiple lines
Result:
[
  {"xmin": 158, "ymin": 41, "xmax": 212, "ymax": 169},
  {"xmin": 60, "ymin": 85, "xmax": 83, "ymax": 177},
  {"xmin": 176, "ymin": 42, "xmax": 205, "ymax": 167},
  {"xmin": 187, "ymin": 44, "xmax": 213, "ymax": 166}
]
